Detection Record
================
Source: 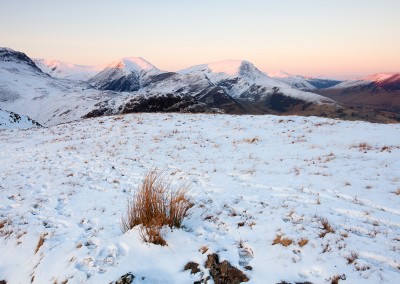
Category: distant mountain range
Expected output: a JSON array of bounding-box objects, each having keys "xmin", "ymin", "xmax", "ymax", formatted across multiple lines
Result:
[
  {"xmin": 313, "ymin": 73, "xmax": 400, "ymax": 115},
  {"xmin": 0, "ymin": 47, "xmax": 398, "ymax": 127},
  {"xmin": 267, "ymin": 70, "xmax": 342, "ymax": 90}
]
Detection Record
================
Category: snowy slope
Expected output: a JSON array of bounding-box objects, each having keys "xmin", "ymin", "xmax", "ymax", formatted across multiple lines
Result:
[
  {"xmin": 88, "ymin": 57, "xmax": 219, "ymax": 96},
  {"xmin": 0, "ymin": 47, "xmax": 129, "ymax": 126},
  {"xmin": 34, "ymin": 59, "xmax": 104, "ymax": 81},
  {"xmin": 267, "ymin": 70, "xmax": 316, "ymax": 90},
  {"xmin": 88, "ymin": 57, "xmax": 162, "ymax": 92},
  {"xmin": 0, "ymin": 113, "xmax": 399, "ymax": 283},
  {"xmin": 0, "ymin": 109, "xmax": 41, "ymax": 129},
  {"xmin": 179, "ymin": 60, "xmax": 332, "ymax": 104},
  {"xmin": 330, "ymin": 73, "xmax": 400, "ymax": 90},
  {"xmin": 0, "ymin": 48, "xmax": 244, "ymax": 123}
]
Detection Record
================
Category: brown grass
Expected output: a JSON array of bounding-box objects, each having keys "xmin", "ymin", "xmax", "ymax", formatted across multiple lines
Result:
[
  {"xmin": 199, "ymin": 245, "xmax": 209, "ymax": 254},
  {"xmin": 345, "ymin": 251, "xmax": 359, "ymax": 264},
  {"xmin": 35, "ymin": 233, "xmax": 47, "ymax": 254},
  {"xmin": 243, "ymin": 137, "xmax": 259, "ymax": 144},
  {"xmin": 121, "ymin": 169, "xmax": 192, "ymax": 245},
  {"xmin": 352, "ymin": 142, "xmax": 373, "ymax": 152},
  {"xmin": 138, "ymin": 221, "xmax": 167, "ymax": 246},
  {"xmin": 319, "ymin": 218, "xmax": 335, "ymax": 238},
  {"xmin": 330, "ymin": 274, "xmax": 346, "ymax": 284},
  {"xmin": 298, "ymin": 238, "xmax": 309, "ymax": 247},
  {"xmin": 272, "ymin": 235, "xmax": 293, "ymax": 247}
]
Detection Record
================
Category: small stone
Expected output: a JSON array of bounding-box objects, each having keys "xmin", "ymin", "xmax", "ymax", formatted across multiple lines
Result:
[{"xmin": 111, "ymin": 272, "xmax": 135, "ymax": 284}]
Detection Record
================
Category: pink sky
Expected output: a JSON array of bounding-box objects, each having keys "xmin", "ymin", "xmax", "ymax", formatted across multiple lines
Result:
[{"xmin": 1, "ymin": 0, "xmax": 399, "ymax": 80}]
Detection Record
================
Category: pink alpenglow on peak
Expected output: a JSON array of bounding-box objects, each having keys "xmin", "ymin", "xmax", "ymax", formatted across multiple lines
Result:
[
  {"xmin": 109, "ymin": 57, "xmax": 159, "ymax": 74},
  {"xmin": 359, "ymin": 73, "xmax": 399, "ymax": 83}
]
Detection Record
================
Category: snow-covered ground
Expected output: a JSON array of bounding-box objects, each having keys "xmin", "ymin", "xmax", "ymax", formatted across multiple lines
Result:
[
  {"xmin": 0, "ymin": 109, "xmax": 41, "ymax": 129},
  {"xmin": 0, "ymin": 113, "xmax": 399, "ymax": 284}
]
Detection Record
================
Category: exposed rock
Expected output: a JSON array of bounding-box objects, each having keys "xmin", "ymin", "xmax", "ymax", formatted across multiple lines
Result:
[
  {"xmin": 243, "ymin": 266, "xmax": 252, "ymax": 271},
  {"xmin": 264, "ymin": 88, "xmax": 305, "ymax": 112},
  {"xmin": 205, "ymin": 253, "xmax": 249, "ymax": 284},
  {"xmin": 121, "ymin": 93, "xmax": 212, "ymax": 114},
  {"xmin": 110, "ymin": 272, "xmax": 135, "ymax": 284}
]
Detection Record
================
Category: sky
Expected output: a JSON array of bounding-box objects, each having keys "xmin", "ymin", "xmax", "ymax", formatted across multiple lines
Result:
[{"xmin": 1, "ymin": 0, "xmax": 399, "ymax": 79}]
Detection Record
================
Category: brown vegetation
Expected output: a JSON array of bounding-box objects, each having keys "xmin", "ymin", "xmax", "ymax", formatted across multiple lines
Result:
[
  {"xmin": 298, "ymin": 238, "xmax": 309, "ymax": 247},
  {"xmin": 319, "ymin": 218, "xmax": 335, "ymax": 238},
  {"xmin": 121, "ymin": 169, "xmax": 192, "ymax": 245},
  {"xmin": 35, "ymin": 233, "xmax": 47, "ymax": 254},
  {"xmin": 272, "ymin": 235, "xmax": 293, "ymax": 247}
]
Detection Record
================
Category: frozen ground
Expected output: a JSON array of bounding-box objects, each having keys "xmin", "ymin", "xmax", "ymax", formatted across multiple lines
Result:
[{"xmin": 0, "ymin": 113, "xmax": 399, "ymax": 283}]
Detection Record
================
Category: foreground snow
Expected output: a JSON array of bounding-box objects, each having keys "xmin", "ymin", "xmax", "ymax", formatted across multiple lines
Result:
[{"xmin": 0, "ymin": 114, "xmax": 399, "ymax": 283}]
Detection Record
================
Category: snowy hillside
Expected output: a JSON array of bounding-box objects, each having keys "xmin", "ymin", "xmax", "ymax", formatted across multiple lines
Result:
[
  {"xmin": 0, "ymin": 113, "xmax": 399, "ymax": 283},
  {"xmin": 179, "ymin": 60, "xmax": 331, "ymax": 104},
  {"xmin": 329, "ymin": 73, "xmax": 400, "ymax": 90},
  {"xmin": 0, "ymin": 47, "xmax": 129, "ymax": 126},
  {"xmin": 88, "ymin": 57, "xmax": 220, "ymax": 97},
  {"xmin": 0, "ymin": 109, "xmax": 41, "ymax": 129},
  {"xmin": 34, "ymin": 59, "xmax": 104, "ymax": 81},
  {"xmin": 267, "ymin": 70, "xmax": 316, "ymax": 90},
  {"xmin": 88, "ymin": 57, "xmax": 161, "ymax": 92}
]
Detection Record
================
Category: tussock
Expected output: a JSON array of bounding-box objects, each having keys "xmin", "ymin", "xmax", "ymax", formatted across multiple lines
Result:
[{"xmin": 121, "ymin": 169, "xmax": 192, "ymax": 245}]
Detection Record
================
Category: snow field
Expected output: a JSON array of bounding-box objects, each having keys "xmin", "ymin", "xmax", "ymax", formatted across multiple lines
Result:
[{"xmin": 0, "ymin": 113, "xmax": 399, "ymax": 283}]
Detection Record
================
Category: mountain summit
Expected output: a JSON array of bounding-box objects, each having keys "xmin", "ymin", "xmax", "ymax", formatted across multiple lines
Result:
[{"xmin": 88, "ymin": 57, "xmax": 161, "ymax": 92}]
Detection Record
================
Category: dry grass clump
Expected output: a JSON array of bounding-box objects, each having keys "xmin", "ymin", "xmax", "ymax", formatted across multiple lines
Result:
[
  {"xmin": 35, "ymin": 233, "xmax": 47, "ymax": 254},
  {"xmin": 243, "ymin": 137, "xmax": 259, "ymax": 144},
  {"xmin": 352, "ymin": 142, "xmax": 373, "ymax": 152},
  {"xmin": 330, "ymin": 274, "xmax": 346, "ymax": 284},
  {"xmin": 345, "ymin": 251, "xmax": 359, "ymax": 264},
  {"xmin": 121, "ymin": 169, "xmax": 192, "ymax": 245},
  {"xmin": 319, "ymin": 218, "xmax": 335, "ymax": 238},
  {"xmin": 272, "ymin": 235, "xmax": 293, "ymax": 247},
  {"xmin": 298, "ymin": 238, "xmax": 309, "ymax": 247}
]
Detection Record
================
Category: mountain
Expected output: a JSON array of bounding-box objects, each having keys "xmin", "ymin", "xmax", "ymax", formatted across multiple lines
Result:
[
  {"xmin": 330, "ymin": 73, "xmax": 400, "ymax": 91},
  {"xmin": 313, "ymin": 73, "xmax": 400, "ymax": 114},
  {"xmin": 88, "ymin": 57, "xmax": 245, "ymax": 114},
  {"xmin": 179, "ymin": 60, "xmax": 336, "ymax": 114},
  {"xmin": 2, "ymin": 47, "xmax": 396, "ymax": 124},
  {"xmin": 0, "ymin": 109, "xmax": 41, "ymax": 129},
  {"xmin": 267, "ymin": 70, "xmax": 341, "ymax": 90},
  {"xmin": 0, "ymin": 47, "xmax": 128, "ymax": 126},
  {"xmin": 0, "ymin": 48, "xmax": 244, "ymax": 124},
  {"xmin": 305, "ymin": 78, "xmax": 342, "ymax": 89},
  {"xmin": 267, "ymin": 70, "xmax": 316, "ymax": 90},
  {"xmin": 88, "ymin": 57, "xmax": 160, "ymax": 92},
  {"xmin": 34, "ymin": 58, "xmax": 104, "ymax": 81}
]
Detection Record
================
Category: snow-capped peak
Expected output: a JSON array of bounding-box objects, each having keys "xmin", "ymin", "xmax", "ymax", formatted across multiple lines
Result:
[
  {"xmin": 179, "ymin": 59, "xmax": 270, "ymax": 83},
  {"xmin": 34, "ymin": 58, "xmax": 105, "ymax": 81},
  {"xmin": 206, "ymin": 60, "xmax": 257, "ymax": 76},
  {"xmin": 108, "ymin": 57, "xmax": 158, "ymax": 75},
  {"xmin": 359, "ymin": 73, "xmax": 398, "ymax": 83},
  {"xmin": 0, "ymin": 47, "xmax": 17, "ymax": 53}
]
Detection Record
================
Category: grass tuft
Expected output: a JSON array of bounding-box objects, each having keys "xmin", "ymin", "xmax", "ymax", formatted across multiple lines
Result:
[
  {"xmin": 121, "ymin": 169, "xmax": 192, "ymax": 245},
  {"xmin": 35, "ymin": 233, "xmax": 47, "ymax": 254},
  {"xmin": 272, "ymin": 235, "xmax": 293, "ymax": 247}
]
